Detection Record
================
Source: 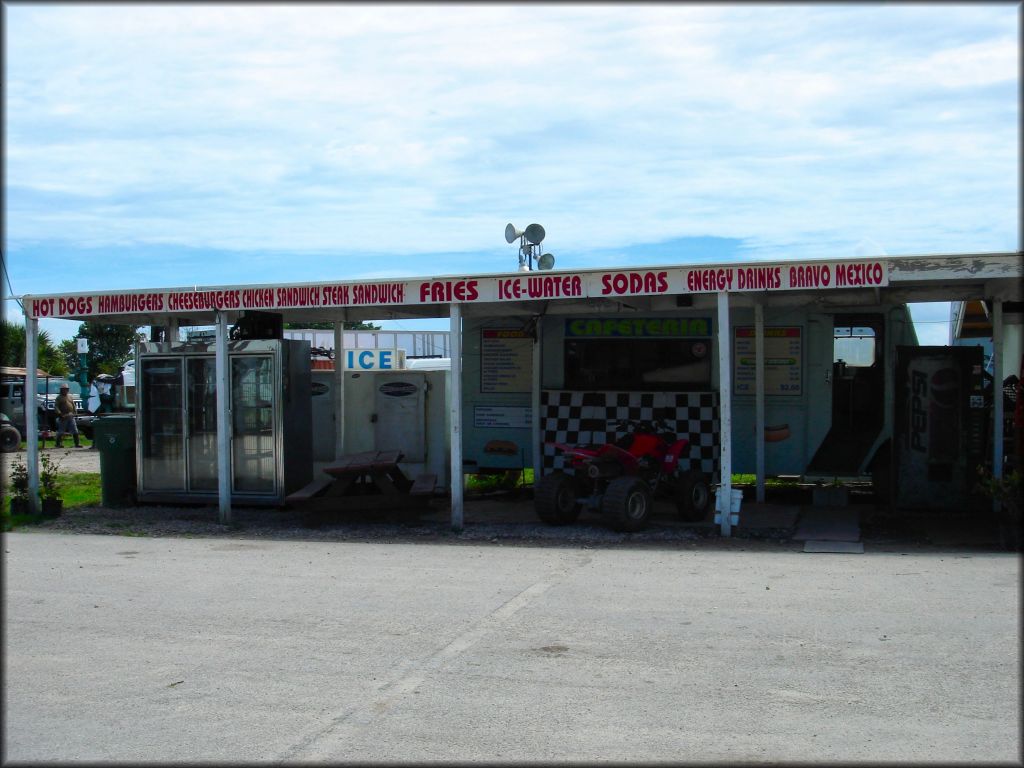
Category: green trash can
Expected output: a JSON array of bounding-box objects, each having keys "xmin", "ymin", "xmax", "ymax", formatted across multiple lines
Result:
[{"xmin": 93, "ymin": 415, "xmax": 137, "ymax": 507}]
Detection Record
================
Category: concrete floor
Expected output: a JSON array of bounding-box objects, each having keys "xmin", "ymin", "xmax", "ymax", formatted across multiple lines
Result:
[{"xmin": 4, "ymin": 530, "xmax": 1020, "ymax": 763}]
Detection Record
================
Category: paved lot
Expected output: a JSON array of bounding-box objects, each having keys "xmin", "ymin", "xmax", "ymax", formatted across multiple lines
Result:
[{"xmin": 3, "ymin": 530, "xmax": 1020, "ymax": 763}]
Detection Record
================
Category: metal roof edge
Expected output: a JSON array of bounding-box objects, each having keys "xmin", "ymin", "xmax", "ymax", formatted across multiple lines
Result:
[{"xmin": 19, "ymin": 250, "xmax": 1021, "ymax": 302}]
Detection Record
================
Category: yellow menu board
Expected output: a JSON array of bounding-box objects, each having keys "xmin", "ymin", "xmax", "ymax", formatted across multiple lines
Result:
[{"xmin": 734, "ymin": 326, "xmax": 802, "ymax": 396}]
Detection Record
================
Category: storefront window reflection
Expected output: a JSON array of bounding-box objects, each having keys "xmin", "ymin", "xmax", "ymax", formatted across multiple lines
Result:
[
  {"xmin": 565, "ymin": 339, "xmax": 711, "ymax": 391},
  {"xmin": 231, "ymin": 356, "xmax": 275, "ymax": 493}
]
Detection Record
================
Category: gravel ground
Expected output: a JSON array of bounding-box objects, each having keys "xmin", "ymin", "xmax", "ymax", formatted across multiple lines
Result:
[
  {"xmin": 3, "ymin": 447, "xmax": 1004, "ymax": 552},
  {"xmin": 29, "ymin": 497, "xmax": 751, "ymax": 548},
  {"xmin": 2, "ymin": 445, "xmax": 99, "ymax": 477},
  {"xmin": 4, "ymin": 446, "xmax": 747, "ymax": 546},
  {"xmin": 47, "ymin": 445, "xmax": 102, "ymax": 472}
]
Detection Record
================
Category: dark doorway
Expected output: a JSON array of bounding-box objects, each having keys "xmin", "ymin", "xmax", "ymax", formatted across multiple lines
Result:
[{"xmin": 806, "ymin": 314, "xmax": 885, "ymax": 475}]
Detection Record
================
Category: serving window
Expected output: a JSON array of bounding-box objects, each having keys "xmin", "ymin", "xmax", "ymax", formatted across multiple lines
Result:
[{"xmin": 564, "ymin": 337, "xmax": 712, "ymax": 391}]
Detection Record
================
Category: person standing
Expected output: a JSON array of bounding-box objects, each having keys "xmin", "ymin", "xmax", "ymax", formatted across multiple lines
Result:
[{"xmin": 55, "ymin": 384, "xmax": 80, "ymax": 448}]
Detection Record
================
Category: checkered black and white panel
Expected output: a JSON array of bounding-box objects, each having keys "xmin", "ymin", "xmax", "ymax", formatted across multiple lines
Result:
[
  {"xmin": 665, "ymin": 392, "xmax": 719, "ymax": 476},
  {"xmin": 540, "ymin": 390, "xmax": 720, "ymax": 478}
]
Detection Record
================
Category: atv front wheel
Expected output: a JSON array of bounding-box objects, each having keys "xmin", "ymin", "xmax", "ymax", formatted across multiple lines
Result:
[
  {"xmin": 601, "ymin": 477, "xmax": 653, "ymax": 532},
  {"xmin": 676, "ymin": 469, "xmax": 711, "ymax": 522},
  {"xmin": 535, "ymin": 471, "xmax": 581, "ymax": 525}
]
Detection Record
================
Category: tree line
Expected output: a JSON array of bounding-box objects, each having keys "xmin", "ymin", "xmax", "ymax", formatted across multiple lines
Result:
[
  {"xmin": 2, "ymin": 319, "xmax": 380, "ymax": 379},
  {"xmin": 2, "ymin": 321, "xmax": 141, "ymax": 379}
]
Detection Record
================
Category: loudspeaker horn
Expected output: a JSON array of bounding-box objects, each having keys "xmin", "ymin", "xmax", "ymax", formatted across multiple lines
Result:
[
  {"xmin": 538, "ymin": 253, "xmax": 555, "ymax": 270},
  {"xmin": 524, "ymin": 223, "xmax": 546, "ymax": 245},
  {"xmin": 505, "ymin": 223, "xmax": 524, "ymax": 244}
]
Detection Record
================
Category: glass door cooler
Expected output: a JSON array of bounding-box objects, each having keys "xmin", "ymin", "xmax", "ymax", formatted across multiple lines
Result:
[{"xmin": 136, "ymin": 339, "xmax": 312, "ymax": 505}]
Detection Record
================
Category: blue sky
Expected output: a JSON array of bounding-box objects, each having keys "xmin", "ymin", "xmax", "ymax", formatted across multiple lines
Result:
[{"xmin": 3, "ymin": 3, "xmax": 1019, "ymax": 344}]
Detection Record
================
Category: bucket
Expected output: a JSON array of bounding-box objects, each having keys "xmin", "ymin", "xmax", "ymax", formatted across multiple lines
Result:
[
  {"xmin": 715, "ymin": 487, "xmax": 743, "ymax": 513},
  {"xmin": 713, "ymin": 487, "xmax": 742, "ymax": 526}
]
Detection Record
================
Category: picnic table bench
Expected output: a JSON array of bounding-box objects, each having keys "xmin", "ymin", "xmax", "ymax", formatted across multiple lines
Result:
[{"xmin": 286, "ymin": 449, "xmax": 437, "ymax": 524}]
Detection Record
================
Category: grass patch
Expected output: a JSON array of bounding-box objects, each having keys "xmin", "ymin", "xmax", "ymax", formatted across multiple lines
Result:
[
  {"xmin": 466, "ymin": 469, "xmax": 534, "ymax": 493},
  {"xmin": 58, "ymin": 472, "xmax": 102, "ymax": 508},
  {"xmin": 464, "ymin": 470, "xmax": 800, "ymax": 493},
  {"xmin": 2, "ymin": 470, "xmax": 101, "ymax": 530},
  {"xmin": 1, "ymin": 471, "xmax": 100, "ymax": 515},
  {"xmin": 20, "ymin": 436, "xmax": 94, "ymax": 451},
  {"xmin": 731, "ymin": 473, "xmax": 801, "ymax": 487}
]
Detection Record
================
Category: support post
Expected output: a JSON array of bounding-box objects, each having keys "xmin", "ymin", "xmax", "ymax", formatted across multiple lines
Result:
[
  {"xmin": 449, "ymin": 304, "xmax": 464, "ymax": 531},
  {"xmin": 24, "ymin": 314, "xmax": 40, "ymax": 514},
  {"xmin": 215, "ymin": 311, "xmax": 231, "ymax": 524},
  {"xmin": 754, "ymin": 301, "xmax": 766, "ymax": 503},
  {"xmin": 716, "ymin": 291, "xmax": 733, "ymax": 536},
  {"xmin": 993, "ymin": 299, "xmax": 1004, "ymax": 484},
  {"xmin": 531, "ymin": 315, "xmax": 543, "ymax": 484},
  {"xmin": 334, "ymin": 320, "xmax": 346, "ymax": 459}
]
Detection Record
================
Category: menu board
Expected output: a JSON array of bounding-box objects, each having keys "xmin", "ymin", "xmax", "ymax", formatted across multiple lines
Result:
[
  {"xmin": 474, "ymin": 406, "xmax": 532, "ymax": 429},
  {"xmin": 734, "ymin": 326, "xmax": 802, "ymax": 396},
  {"xmin": 481, "ymin": 328, "xmax": 532, "ymax": 393}
]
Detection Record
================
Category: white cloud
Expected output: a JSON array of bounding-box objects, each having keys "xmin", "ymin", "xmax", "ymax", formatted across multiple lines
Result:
[
  {"xmin": 914, "ymin": 38, "xmax": 1019, "ymax": 89},
  {"xmin": 3, "ymin": 3, "xmax": 1018, "ymax": 273}
]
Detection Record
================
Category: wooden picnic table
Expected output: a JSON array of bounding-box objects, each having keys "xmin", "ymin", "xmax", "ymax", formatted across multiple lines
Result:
[
  {"xmin": 286, "ymin": 449, "xmax": 438, "ymax": 523},
  {"xmin": 322, "ymin": 449, "xmax": 411, "ymax": 497}
]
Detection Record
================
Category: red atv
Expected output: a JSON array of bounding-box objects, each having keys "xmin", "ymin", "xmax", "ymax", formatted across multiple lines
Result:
[{"xmin": 535, "ymin": 418, "xmax": 711, "ymax": 532}]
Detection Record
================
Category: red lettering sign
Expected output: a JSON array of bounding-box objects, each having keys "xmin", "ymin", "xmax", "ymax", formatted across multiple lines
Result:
[
  {"xmin": 418, "ymin": 280, "xmax": 479, "ymax": 303},
  {"xmin": 600, "ymin": 271, "xmax": 668, "ymax": 295},
  {"xmin": 686, "ymin": 268, "xmax": 733, "ymax": 292}
]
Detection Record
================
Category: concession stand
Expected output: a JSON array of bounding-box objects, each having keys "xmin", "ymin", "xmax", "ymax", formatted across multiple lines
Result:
[{"xmin": 18, "ymin": 251, "xmax": 1022, "ymax": 535}]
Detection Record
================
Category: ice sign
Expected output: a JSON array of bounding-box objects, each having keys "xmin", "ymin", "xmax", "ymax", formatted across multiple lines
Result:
[{"xmin": 342, "ymin": 349, "xmax": 406, "ymax": 370}]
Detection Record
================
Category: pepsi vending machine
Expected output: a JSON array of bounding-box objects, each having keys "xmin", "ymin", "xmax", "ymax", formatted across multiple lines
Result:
[{"xmin": 894, "ymin": 346, "xmax": 986, "ymax": 511}]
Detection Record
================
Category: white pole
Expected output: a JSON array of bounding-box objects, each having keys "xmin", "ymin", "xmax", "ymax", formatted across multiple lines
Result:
[
  {"xmin": 531, "ymin": 315, "xmax": 543, "ymax": 484},
  {"xmin": 215, "ymin": 311, "xmax": 231, "ymax": 524},
  {"xmin": 334, "ymin": 320, "xmax": 346, "ymax": 459},
  {"xmin": 24, "ymin": 313, "xmax": 40, "ymax": 514},
  {"xmin": 754, "ymin": 301, "xmax": 766, "ymax": 503},
  {"xmin": 992, "ymin": 299, "xmax": 1004, "ymax": 483},
  {"xmin": 717, "ymin": 291, "xmax": 733, "ymax": 537},
  {"xmin": 449, "ymin": 304, "xmax": 464, "ymax": 530}
]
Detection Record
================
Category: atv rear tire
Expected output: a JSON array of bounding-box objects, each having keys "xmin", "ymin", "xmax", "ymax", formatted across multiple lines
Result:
[
  {"xmin": 1, "ymin": 425, "xmax": 21, "ymax": 453},
  {"xmin": 601, "ymin": 477, "xmax": 653, "ymax": 532},
  {"xmin": 535, "ymin": 471, "xmax": 581, "ymax": 525},
  {"xmin": 676, "ymin": 469, "xmax": 710, "ymax": 522}
]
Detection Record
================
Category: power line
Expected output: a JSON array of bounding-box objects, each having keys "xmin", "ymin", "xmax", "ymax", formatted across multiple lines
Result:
[{"xmin": 0, "ymin": 250, "xmax": 25, "ymax": 312}]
